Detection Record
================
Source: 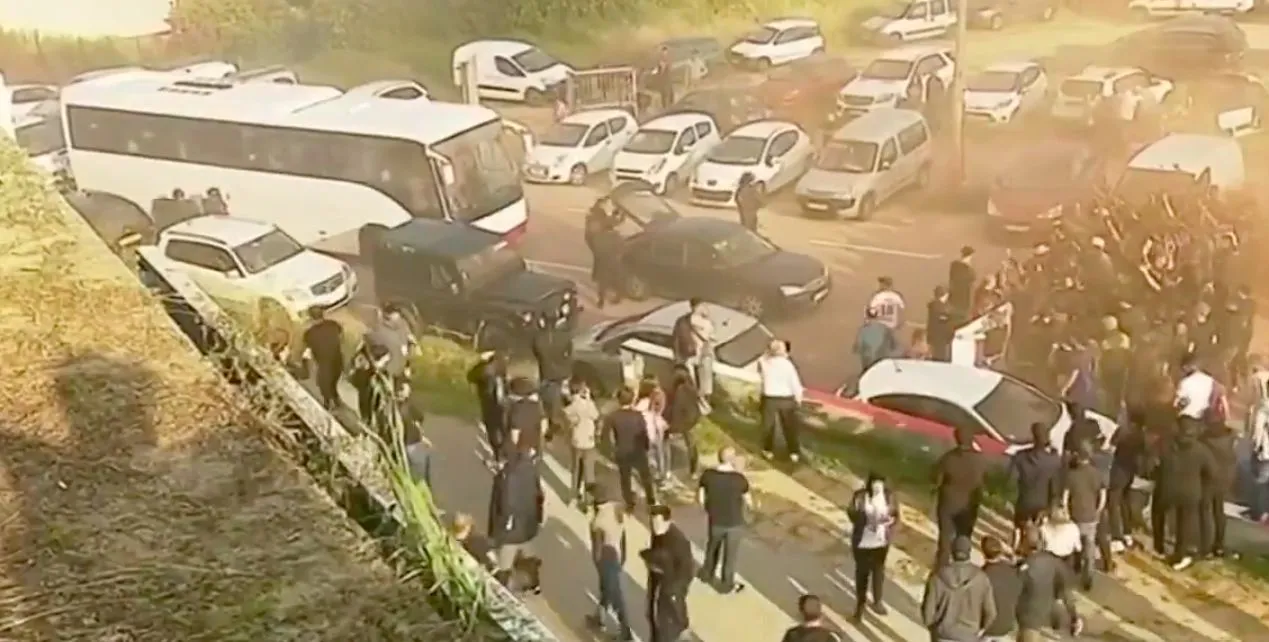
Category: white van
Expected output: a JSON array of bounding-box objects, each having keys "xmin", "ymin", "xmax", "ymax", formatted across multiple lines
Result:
[
  {"xmin": 855, "ymin": 0, "xmax": 957, "ymax": 45},
  {"xmin": 795, "ymin": 108, "xmax": 933, "ymax": 220},
  {"xmin": 1116, "ymin": 134, "xmax": 1244, "ymax": 204},
  {"xmin": 451, "ymin": 39, "xmax": 574, "ymax": 104}
]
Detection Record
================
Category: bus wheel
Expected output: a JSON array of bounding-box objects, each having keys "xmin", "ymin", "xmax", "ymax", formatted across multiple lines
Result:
[{"xmin": 358, "ymin": 224, "xmax": 388, "ymax": 263}]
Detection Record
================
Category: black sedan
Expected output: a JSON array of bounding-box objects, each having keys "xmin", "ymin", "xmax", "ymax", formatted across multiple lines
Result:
[
  {"xmin": 603, "ymin": 184, "xmax": 830, "ymax": 318},
  {"xmin": 664, "ymin": 84, "xmax": 770, "ymax": 133}
]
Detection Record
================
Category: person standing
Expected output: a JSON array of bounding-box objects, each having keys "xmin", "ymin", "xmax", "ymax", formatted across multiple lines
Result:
[
  {"xmin": 565, "ymin": 377, "xmax": 600, "ymax": 505},
  {"xmin": 736, "ymin": 173, "xmax": 761, "ymax": 232},
  {"xmin": 1016, "ymin": 527, "xmax": 1083, "ymax": 642},
  {"xmin": 697, "ymin": 447, "xmax": 752, "ymax": 595},
  {"xmin": 643, "ymin": 505, "xmax": 695, "ymax": 642},
  {"xmin": 587, "ymin": 481, "xmax": 634, "ymax": 641},
  {"xmin": 504, "ymin": 377, "xmax": 545, "ymax": 463},
  {"xmin": 847, "ymin": 472, "xmax": 899, "ymax": 620},
  {"xmin": 301, "ymin": 305, "xmax": 344, "ymax": 410},
  {"xmin": 1008, "ymin": 422, "xmax": 1063, "ymax": 548},
  {"xmin": 487, "ymin": 444, "xmax": 545, "ymax": 595},
  {"xmin": 666, "ymin": 365, "xmax": 702, "ymax": 477},
  {"xmin": 948, "ymin": 246, "xmax": 977, "ymax": 322},
  {"xmin": 1155, "ymin": 429, "xmax": 1216, "ymax": 570},
  {"xmin": 933, "ymin": 429, "xmax": 988, "ymax": 568},
  {"xmin": 602, "ymin": 387, "xmax": 656, "ymax": 509},
  {"xmin": 979, "ymin": 536, "xmax": 1021, "ymax": 642},
  {"xmin": 867, "ymin": 276, "xmax": 906, "ymax": 331},
  {"xmin": 366, "ymin": 302, "xmax": 415, "ymax": 385},
  {"xmin": 1175, "ymin": 354, "xmax": 1221, "ymax": 437},
  {"xmin": 1063, "ymin": 442, "xmax": 1109, "ymax": 588},
  {"xmin": 920, "ymin": 535, "xmax": 997, "ymax": 642},
  {"xmin": 636, "ymin": 378, "xmax": 672, "ymax": 487},
  {"xmin": 468, "ymin": 350, "xmax": 509, "ymax": 464},
  {"xmin": 853, "ymin": 307, "xmax": 898, "ymax": 375},
  {"xmin": 1247, "ymin": 376, "xmax": 1269, "ymax": 524},
  {"xmin": 690, "ymin": 301, "xmax": 716, "ymax": 408},
  {"xmin": 1107, "ymin": 410, "xmax": 1149, "ymax": 550},
  {"xmin": 585, "ymin": 205, "xmax": 625, "ymax": 309},
  {"xmin": 349, "ymin": 342, "xmax": 392, "ymax": 426},
  {"xmin": 532, "ymin": 314, "xmax": 574, "ymax": 441},
  {"xmin": 780, "ymin": 595, "xmax": 844, "ymax": 642},
  {"xmin": 759, "ymin": 339, "xmax": 805, "ymax": 463},
  {"xmin": 927, "ymin": 285, "xmax": 955, "ymax": 362},
  {"xmin": 653, "ymin": 45, "xmax": 675, "ymax": 109},
  {"xmin": 1200, "ymin": 421, "xmax": 1237, "ymax": 558}
]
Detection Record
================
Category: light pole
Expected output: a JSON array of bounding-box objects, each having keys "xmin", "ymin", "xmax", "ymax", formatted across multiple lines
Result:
[{"xmin": 948, "ymin": 0, "xmax": 970, "ymax": 184}]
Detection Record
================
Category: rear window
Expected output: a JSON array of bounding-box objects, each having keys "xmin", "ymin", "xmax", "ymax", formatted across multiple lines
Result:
[
  {"xmin": 1060, "ymin": 79, "xmax": 1103, "ymax": 99},
  {"xmin": 716, "ymin": 322, "xmax": 774, "ymax": 367},
  {"xmin": 972, "ymin": 377, "xmax": 1062, "ymax": 443},
  {"xmin": 998, "ymin": 150, "xmax": 1089, "ymax": 188}
]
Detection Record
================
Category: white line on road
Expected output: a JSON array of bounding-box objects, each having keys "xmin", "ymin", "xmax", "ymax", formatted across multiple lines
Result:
[
  {"xmin": 527, "ymin": 259, "xmax": 592, "ymax": 274},
  {"xmin": 809, "ymin": 240, "xmax": 943, "ymax": 261}
]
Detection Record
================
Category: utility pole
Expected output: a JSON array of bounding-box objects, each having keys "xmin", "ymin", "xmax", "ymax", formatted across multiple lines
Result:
[{"xmin": 948, "ymin": 0, "xmax": 969, "ymax": 184}]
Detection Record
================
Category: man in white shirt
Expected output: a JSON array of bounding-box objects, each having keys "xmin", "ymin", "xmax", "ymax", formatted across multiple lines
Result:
[
  {"xmin": 867, "ymin": 276, "xmax": 906, "ymax": 331},
  {"xmin": 759, "ymin": 339, "xmax": 804, "ymax": 463},
  {"xmin": 1174, "ymin": 355, "xmax": 1216, "ymax": 432}
]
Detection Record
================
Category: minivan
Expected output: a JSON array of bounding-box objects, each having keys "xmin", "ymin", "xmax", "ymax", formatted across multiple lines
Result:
[
  {"xmin": 1116, "ymin": 133, "xmax": 1244, "ymax": 205},
  {"xmin": 795, "ymin": 108, "xmax": 933, "ymax": 220},
  {"xmin": 451, "ymin": 39, "xmax": 574, "ymax": 104}
]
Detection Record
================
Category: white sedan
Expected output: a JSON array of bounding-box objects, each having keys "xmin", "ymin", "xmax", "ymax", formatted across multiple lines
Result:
[
  {"xmin": 690, "ymin": 120, "xmax": 814, "ymax": 207},
  {"xmin": 856, "ymin": 359, "xmax": 1116, "ymax": 454},
  {"xmin": 523, "ymin": 109, "xmax": 638, "ymax": 185},
  {"xmin": 963, "ymin": 61, "xmax": 1049, "ymax": 125}
]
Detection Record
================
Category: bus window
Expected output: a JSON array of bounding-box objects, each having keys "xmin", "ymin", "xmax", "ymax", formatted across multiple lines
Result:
[{"xmin": 432, "ymin": 120, "xmax": 521, "ymax": 222}]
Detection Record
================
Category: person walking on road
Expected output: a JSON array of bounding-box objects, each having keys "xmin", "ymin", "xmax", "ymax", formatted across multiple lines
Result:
[
  {"xmin": 736, "ymin": 172, "xmax": 761, "ymax": 232},
  {"xmin": 1108, "ymin": 409, "xmax": 1149, "ymax": 550},
  {"xmin": 301, "ymin": 305, "xmax": 344, "ymax": 410},
  {"xmin": 667, "ymin": 365, "xmax": 703, "ymax": 477},
  {"xmin": 920, "ymin": 535, "xmax": 997, "ymax": 642},
  {"xmin": 933, "ymin": 429, "xmax": 988, "ymax": 568},
  {"xmin": 532, "ymin": 313, "xmax": 574, "ymax": 441},
  {"xmin": 603, "ymin": 387, "xmax": 657, "ymax": 509},
  {"xmin": 565, "ymin": 377, "xmax": 600, "ymax": 505},
  {"xmin": 759, "ymin": 339, "xmax": 805, "ymax": 463},
  {"xmin": 979, "ymin": 536, "xmax": 1021, "ymax": 642},
  {"xmin": 504, "ymin": 376, "xmax": 545, "ymax": 463},
  {"xmin": 587, "ymin": 480, "xmax": 634, "ymax": 641},
  {"xmin": 467, "ymin": 350, "xmax": 509, "ymax": 464},
  {"xmin": 927, "ymin": 285, "xmax": 955, "ymax": 362},
  {"xmin": 1248, "ymin": 375, "xmax": 1269, "ymax": 523},
  {"xmin": 487, "ymin": 444, "xmax": 545, "ymax": 595},
  {"xmin": 867, "ymin": 276, "xmax": 906, "ymax": 331},
  {"xmin": 780, "ymin": 595, "xmax": 843, "ymax": 642},
  {"xmin": 1008, "ymin": 422, "xmax": 1063, "ymax": 548},
  {"xmin": 585, "ymin": 204, "xmax": 625, "ymax": 309},
  {"xmin": 853, "ymin": 307, "xmax": 898, "ymax": 376},
  {"xmin": 1063, "ymin": 441, "xmax": 1109, "ymax": 588},
  {"xmin": 948, "ymin": 246, "xmax": 977, "ymax": 323},
  {"xmin": 643, "ymin": 505, "xmax": 695, "ymax": 642},
  {"xmin": 1017, "ymin": 527, "xmax": 1083, "ymax": 641},
  {"xmin": 847, "ymin": 472, "xmax": 899, "ymax": 621},
  {"xmin": 697, "ymin": 447, "xmax": 752, "ymax": 595}
]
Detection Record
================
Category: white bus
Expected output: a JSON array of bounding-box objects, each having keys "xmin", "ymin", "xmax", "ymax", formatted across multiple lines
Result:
[{"xmin": 59, "ymin": 73, "xmax": 528, "ymax": 256}]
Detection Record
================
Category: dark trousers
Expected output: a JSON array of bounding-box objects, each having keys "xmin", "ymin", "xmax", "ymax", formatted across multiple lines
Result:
[
  {"xmin": 935, "ymin": 501, "xmax": 980, "ymax": 567},
  {"xmin": 761, "ymin": 396, "xmax": 801, "ymax": 458},
  {"xmin": 356, "ymin": 381, "xmax": 374, "ymax": 425},
  {"xmin": 930, "ymin": 337, "xmax": 952, "ymax": 362},
  {"xmin": 314, "ymin": 360, "xmax": 343, "ymax": 409},
  {"xmin": 853, "ymin": 545, "xmax": 889, "ymax": 612},
  {"xmin": 1106, "ymin": 473, "xmax": 1142, "ymax": 540},
  {"xmin": 1200, "ymin": 492, "xmax": 1228, "ymax": 555},
  {"xmin": 540, "ymin": 379, "xmax": 565, "ymax": 440},
  {"xmin": 1155, "ymin": 498, "xmax": 1201, "ymax": 557},
  {"xmin": 648, "ymin": 584, "xmax": 688, "ymax": 642},
  {"xmin": 700, "ymin": 524, "xmax": 743, "ymax": 590},
  {"xmin": 616, "ymin": 451, "xmax": 656, "ymax": 507},
  {"xmin": 481, "ymin": 407, "xmax": 505, "ymax": 462}
]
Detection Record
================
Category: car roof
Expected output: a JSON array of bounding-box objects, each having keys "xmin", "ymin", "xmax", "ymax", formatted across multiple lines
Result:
[
  {"xmin": 466, "ymin": 39, "xmax": 535, "ymax": 56},
  {"xmin": 878, "ymin": 42, "xmax": 952, "ymax": 61},
  {"xmin": 643, "ymin": 111, "xmax": 713, "ymax": 130},
  {"xmin": 165, "ymin": 216, "xmax": 276, "ymax": 246},
  {"xmin": 659, "ymin": 216, "xmax": 744, "ymax": 242},
  {"xmin": 564, "ymin": 109, "xmax": 630, "ymax": 125},
  {"xmin": 983, "ymin": 61, "xmax": 1037, "ymax": 74},
  {"xmin": 729, "ymin": 119, "xmax": 795, "ymax": 138},
  {"xmin": 831, "ymin": 108, "xmax": 924, "ymax": 142},
  {"xmin": 635, "ymin": 300, "xmax": 761, "ymax": 345},
  {"xmin": 381, "ymin": 219, "xmax": 501, "ymax": 256},
  {"xmin": 1128, "ymin": 133, "xmax": 1237, "ymax": 172},
  {"xmin": 857, "ymin": 359, "xmax": 1003, "ymax": 407},
  {"xmin": 1072, "ymin": 65, "xmax": 1138, "ymax": 81},
  {"xmin": 763, "ymin": 17, "xmax": 818, "ymax": 29}
]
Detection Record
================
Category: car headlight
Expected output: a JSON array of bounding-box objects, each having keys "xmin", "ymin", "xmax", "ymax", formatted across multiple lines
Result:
[
  {"xmin": 875, "ymin": 93, "xmax": 896, "ymax": 103},
  {"xmin": 650, "ymin": 159, "xmax": 667, "ymax": 174},
  {"xmin": 1038, "ymin": 204, "xmax": 1063, "ymax": 220},
  {"xmin": 521, "ymin": 311, "xmax": 534, "ymax": 323},
  {"xmin": 779, "ymin": 285, "xmax": 805, "ymax": 297}
]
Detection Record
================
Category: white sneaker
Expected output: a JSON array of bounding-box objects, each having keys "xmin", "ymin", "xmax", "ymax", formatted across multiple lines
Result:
[
  {"xmin": 1110, "ymin": 540, "xmax": 1126, "ymax": 554},
  {"xmin": 1172, "ymin": 556, "xmax": 1194, "ymax": 571}
]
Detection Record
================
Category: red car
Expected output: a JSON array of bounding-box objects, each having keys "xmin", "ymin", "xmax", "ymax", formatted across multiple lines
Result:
[{"xmin": 759, "ymin": 53, "xmax": 857, "ymax": 131}]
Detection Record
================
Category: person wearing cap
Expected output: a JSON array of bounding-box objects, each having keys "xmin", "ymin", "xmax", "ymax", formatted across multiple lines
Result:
[
  {"xmin": 867, "ymin": 276, "xmax": 905, "ymax": 331},
  {"xmin": 854, "ymin": 306, "xmax": 898, "ymax": 377},
  {"xmin": 736, "ymin": 172, "xmax": 761, "ymax": 232},
  {"xmin": 920, "ymin": 535, "xmax": 997, "ymax": 642},
  {"xmin": 468, "ymin": 350, "xmax": 509, "ymax": 463},
  {"xmin": 926, "ymin": 285, "xmax": 954, "ymax": 362},
  {"xmin": 947, "ymin": 246, "xmax": 976, "ymax": 322},
  {"xmin": 587, "ymin": 480, "xmax": 633, "ymax": 641},
  {"xmin": 1017, "ymin": 526, "xmax": 1082, "ymax": 640},
  {"xmin": 780, "ymin": 594, "xmax": 843, "ymax": 642}
]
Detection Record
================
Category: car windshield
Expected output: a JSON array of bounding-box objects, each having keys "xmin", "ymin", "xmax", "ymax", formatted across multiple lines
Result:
[
  {"xmin": 1060, "ymin": 79, "xmax": 1103, "ymax": 99},
  {"xmin": 968, "ymin": 70, "xmax": 1020, "ymax": 92},
  {"xmin": 234, "ymin": 229, "xmax": 304, "ymax": 274},
  {"xmin": 816, "ymin": 141, "xmax": 877, "ymax": 173},
  {"xmin": 743, "ymin": 27, "xmax": 778, "ymax": 44},
  {"xmin": 1116, "ymin": 167, "xmax": 1206, "ymax": 205},
  {"xmin": 862, "ymin": 58, "xmax": 913, "ymax": 80},
  {"xmin": 432, "ymin": 120, "xmax": 524, "ymax": 223},
  {"xmin": 15, "ymin": 118, "xmax": 65, "ymax": 158},
  {"xmin": 539, "ymin": 122, "xmax": 589, "ymax": 147},
  {"xmin": 512, "ymin": 47, "xmax": 558, "ymax": 73},
  {"xmin": 998, "ymin": 150, "xmax": 1089, "ymax": 189},
  {"xmin": 623, "ymin": 129, "xmax": 677, "ymax": 154},
  {"xmin": 973, "ymin": 377, "xmax": 1063, "ymax": 443},
  {"xmin": 713, "ymin": 229, "xmax": 777, "ymax": 266},
  {"xmin": 716, "ymin": 322, "xmax": 775, "ymax": 367},
  {"xmin": 707, "ymin": 136, "xmax": 767, "ymax": 165},
  {"xmin": 457, "ymin": 242, "xmax": 527, "ymax": 290}
]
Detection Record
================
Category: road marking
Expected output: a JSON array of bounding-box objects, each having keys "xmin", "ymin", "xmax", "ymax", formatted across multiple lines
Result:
[
  {"xmin": 809, "ymin": 240, "xmax": 943, "ymax": 261},
  {"xmin": 528, "ymin": 259, "xmax": 592, "ymax": 274}
]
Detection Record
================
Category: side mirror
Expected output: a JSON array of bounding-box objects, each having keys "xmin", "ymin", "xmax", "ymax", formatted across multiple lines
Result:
[
  {"xmin": 675, "ymin": 145, "xmax": 689, "ymax": 155},
  {"xmin": 880, "ymin": 159, "xmax": 894, "ymax": 170},
  {"xmin": 765, "ymin": 156, "xmax": 779, "ymax": 167}
]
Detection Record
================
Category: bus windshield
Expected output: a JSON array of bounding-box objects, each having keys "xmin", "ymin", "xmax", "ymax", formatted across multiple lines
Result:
[{"xmin": 432, "ymin": 121, "xmax": 524, "ymax": 223}]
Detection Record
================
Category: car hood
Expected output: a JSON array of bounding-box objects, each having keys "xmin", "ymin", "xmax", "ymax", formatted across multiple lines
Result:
[
  {"xmin": 267, "ymin": 250, "xmax": 345, "ymax": 288},
  {"xmin": 734, "ymin": 250, "xmax": 824, "ymax": 288},
  {"xmin": 964, "ymin": 89, "xmax": 1016, "ymax": 110},
  {"xmin": 842, "ymin": 77, "xmax": 906, "ymax": 99},
  {"xmin": 694, "ymin": 160, "xmax": 758, "ymax": 189},
  {"xmin": 859, "ymin": 16, "xmax": 891, "ymax": 31},
  {"xmin": 538, "ymin": 63, "xmax": 573, "ymax": 85},
  {"xmin": 729, "ymin": 41, "xmax": 765, "ymax": 57},
  {"xmin": 796, "ymin": 167, "xmax": 871, "ymax": 197},
  {"xmin": 477, "ymin": 269, "xmax": 573, "ymax": 305},
  {"xmin": 528, "ymin": 144, "xmax": 580, "ymax": 167},
  {"xmin": 614, "ymin": 150, "xmax": 667, "ymax": 173}
]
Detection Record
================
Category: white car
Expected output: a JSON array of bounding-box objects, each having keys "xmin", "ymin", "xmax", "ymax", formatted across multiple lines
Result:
[
  {"xmin": 155, "ymin": 216, "xmax": 357, "ymax": 321},
  {"xmin": 451, "ymin": 39, "xmax": 573, "ymax": 104},
  {"xmin": 690, "ymin": 120, "xmax": 814, "ymax": 207},
  {"xmin": 9, "ymin": 84, "xmax": 58, "ymax": 122},
  {"xmin": 523, "ymin": 109, "xmax": 637, "ymax": 185},
  {"xmin": 1129, "ymin": 0, "xmax": 1253, "ymax": 19},
  {"xmin": 1051, "ymin": 66, "xmax": 1174, "ymax": 124},
  {"xmin": 727, "ymin": 18, "xmax": 826, "ymax": 70},
  {"xmin": 963, "ymin": 61, "xmax": 1049, "ymax": 125},
  {"xmin": 837, "ymin": 43, "xmax": 955, "ymax": 116},
  {"xmin": 611, "ymin": 112, "xmax": 722, "ymax": 195},
  {"xmin": 855, "ymin": 0, "xmax": 958, "ymax": 45},
  {"xmin": 856, "ymin": 359, "xmax": 1116, "ymax": 454},
  {"xmin": 14, "ymin": 114, "xmax": 68, "ymax": 176}
]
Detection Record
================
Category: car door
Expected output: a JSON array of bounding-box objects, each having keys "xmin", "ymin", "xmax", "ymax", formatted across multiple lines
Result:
[
  {"xmin": 763, "ymin": 129, "xmax": 800, "ymax": 189},
  {"xmin": 597, "ymin": 331, "xmax": 645, "ymax": 389},
  {"xmin": 606, "ymin": 116, "xmax": 635, "ymax": 165},
  {"xmin": 690, "ymin": 120, "xmax": 718, "ymax": 167},
  {"xmin": 581, "ymin": 121, "xmax": 613, "ymax": 171},
  {"xmin": 875, "ymin": 137, "xmax": 903, "ymax": 201},
  {"xmin": 491, "ymin": 55, "xmax": 529, "ymax": 101},
  {"xmin": 629, "ymin": 234, "xmax": 688, "ymax": 296},
  {"xmin": 773, "ymin": 26, "xmax": 813, "ymax": 64},
  {"xmin": 163, "ymin": 239, "xmax": 253, "ymax": 312},
  {"xmin": 915, "ymin": 55, "xmax": 948, "ymax": 98},
  {"xmin": 866, "ymin": 393, "xmax": 956, "ymax": 451},
  {"xmin": 682, "ymin": 238, "xmax": 735, "ymax": 303},
  {"xmin": 1018, "ymin": 65, "xmax": 1047, "ymax": 111},
  {"xmin": 671, "ymin": 125, "xmax": 698, "ymax": 175},
  {"xmin": 626, "ymin": 331, "xmax": 678, "ymax": 384}
]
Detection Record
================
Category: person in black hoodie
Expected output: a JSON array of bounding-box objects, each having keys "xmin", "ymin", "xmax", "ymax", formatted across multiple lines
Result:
[
  {"xmin": 947, "ymin": 246, "xmax": 977, "ymax": 322},
  {"xmin": 585, "ymin": 204, "xmax": 625, "ymax": 309},
  {"xmin": 1200, "ymin": 422, "xmax": 1237, "ymax": 558},
  {"xmin": 979, "ymin": 536, "xmax": 1021, "ymax": 642},
  {"xmin": 933, "ymin": 428, "xmax": 988, "ymax": 567},
  {"xmin": 643, "ymin": 505, "xmax": 694, "ymax": 642},
  {"xmin": 1107, "ymin": 410, "xmax": 1149, "ymax": 550},
  {"xmin": 780, "ymin": 595, "xmax": 843, "ymax": 642},
  {"xmin": 467, "ymin": 350, "xmax": 508, "ymax": 463},
  {"xmin": 504, "ymin": 376, "xmax": 545, "ymax": 462},
  {"xmin": 487, "ymin": 444, "xmax": 545, "ymax": 594},
  {"xmin": 1016, "ymin": 526, "xmax": 1082, "ymax": 640},
  {"xmin": 666, "ymin": 365, "xmax": 702, "ymax": 476},
  {"xmin": 1008, "ymin": 422, "xmax": 1063, "ymax": 547},
  {"xmin": 1155, "ymin": 430, "xmax": 1217, "ymax": 570},
  {"xmin": 921, "ymin": 535, "xmax": 997, "ymax": 642},
  {"xmin": 926, "ymin": 285, "xmax": 954, "ymax": 362},
  {"xmin": 602, "ymin": 387, "xmax": 655, "ymax": 508},
  {"xmin": 531, "ymin": 315, "xmax": 574, "ymax": 441}
]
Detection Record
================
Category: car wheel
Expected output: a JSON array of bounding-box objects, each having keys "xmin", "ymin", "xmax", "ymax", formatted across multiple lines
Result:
[
  {"xmin": 525, "ymin": 88, "xmax": 547, "ymax": 106},
  {"xmin": 474, "ymin": 321, "xmax": 515, "ymax": 354},
  {"xmin": 661, "ymin": 172, "xmax": 681, "ymax": 196},
  {"xmin": 1040, "ymin": 4, "xmax": 1056, "ymax": 20},
  {"xmin": 757, "ymin": 58, "xmax": 772, "ymax": 71},
  {"xmin": 569, "ymin": 163, "xmax": 588, "ymax": 185},
  {"xmin": 736, "ymin": 293, "xmax": 766, "ymax": 318},
  {"xmin": 855, "ymin": 194, "xmax": 875, "ymax": 221},
  {"xmin": 990, "ymin": 14, "xmax": 1004, "ymax": 30},
  {"xmin": 812, "ymin": 46, "xmax": 825, "ymax": 55},
  {"xmin": 887, "ymin": 33, "xmax": 904, "ymax": 46},
  {"xmin": 624, "ymin": 274, "xmax": 650, "ymax": 301}
]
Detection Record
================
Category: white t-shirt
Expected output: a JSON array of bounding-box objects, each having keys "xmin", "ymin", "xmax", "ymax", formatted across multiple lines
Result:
[
  {"xmin": 1042, "ymin": 522, "xmax": 1082, "ymax": 557},
  {"xmin": 868, "ymin": 290, "xmax": 905, "ymax": 329},
  {"xmin": 1175, "ymin": 371, "xmax": 1216, "ymax": 420}
]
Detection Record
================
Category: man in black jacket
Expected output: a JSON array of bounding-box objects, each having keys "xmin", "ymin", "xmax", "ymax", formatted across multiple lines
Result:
[
  {"xmin": 643, "ymin": 505, "xmax": 694, "ymax": 642},
  {"xmin": 780, "ymin": 595, "xmax": 843, "ymax": 642},
  {"xmin": 1017, "ymin": 528, "xmax": 1082, "ymax": 640},
  {"xmin": 926, "ymin": 285, "xmax": 954, "ymax": 362},
  {"xmin": 1107, "ymin": 410, "xmax": 1148, "ymax": 550},
  {"xmin": 504, "ymin": 377, "xmax": 545, "ymax": 462},
  {"xmin": 933, "ymin": 429, "xmax": 988, "ymax": 567},
  {"xmin": 947, "ymin": 246, "xmax": 977, "ymax": 322},
  {"xmin": 1200, "ymin": 422, "xmax": 1237, "ymax": 558},
  {"xmin": 736, "ymin": 173, "xmax": 761, "ymax": 232},
  {"xmin": 1155, "ymin": 430, "xmax": 1217, "ymax": 570},
  {"xmin": 602, "ymin": 387, "xmax": 656, "ymax": 508},
  {"xmin": 301, "ymin": 305, "xmax": 344, "ymax": 410},
  {"xmin": 979, "ymin": 536, "xmax": 1020, "ymax": 642},
  {"xmin": 1008, "ymin": 422, "xmax": 1062, "ymax": 547},
  {"xmin": 531, "ymin": 315, "xmax": 573, "ymax": 441},
  {"xmin": 487, "ymin": 445, "xmax": 545, "ymax": 594},
  {"xmin": 467, "ymin": 350, "xmax": 508, "ymax": 463}
]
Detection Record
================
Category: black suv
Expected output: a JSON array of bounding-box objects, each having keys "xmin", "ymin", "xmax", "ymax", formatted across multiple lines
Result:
[{"xmin": 370, "ymin": 220, "xmax": 579, "ymax": 351}]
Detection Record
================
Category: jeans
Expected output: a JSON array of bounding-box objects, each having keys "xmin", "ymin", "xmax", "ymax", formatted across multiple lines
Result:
[
  {"xmin": 596, "ymin": 558, "xmax": 632, "ymax": 638},
  {"xmin": 649, "ymin": 440, "xmax": 671, "ymax": 482},
  {"xmin": 701, "ymin": 524, "xmax": 743, "ymax": 590},
  {"xmin": 696, "ymin": 351, "xmax": 715, "ymax": 399},
  {"xmin": 1200, "ymin": 490, "xmax": 1229, "ymax": 554},
  {"xmin": 1251, "ymin": 459, "xmax": 1269, "ymax": 520},
  {"xmin": 571, "ymin": 447, "xmax": 598, "ymax": 500},
  {"xmin": 1075, "ymin": 521, "xmax": 1101, "ymax": 585},
  {"xmin": 540, "ymin": 378, "xmax": 565, "ymax": 438},
  {"xmin": 668, "ymin": 431, "xmax": 699, "ymax": 476},
  {"xmin": 1155, "ymin": 499, "xmax": 1201, "ymax": 558}
]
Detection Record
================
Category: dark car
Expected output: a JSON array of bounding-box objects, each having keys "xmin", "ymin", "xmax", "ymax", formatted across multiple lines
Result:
[
  {"xmin": 370, "ymin": 219, "xmax": 579, "ymax": 352},
  {"xmin": 966, "ymin": 0, "xmax": 1057, "ymax": 31},
  {"xmin": 605, "ymin": 183, "xmax": 829, "ymax": 318},
  {"xmin": 665, "ymin": 85, "xmax": 770, "ymax": 133},
  {"xmin": 986, "ymin": 143, "xmax": 1106, "ymax": 243},
  {"xmin": 64, "ymin": 190, "xmax": 156, "ymax": 250},
  {"xmin": 1106, "ymin": 14, "xmax": 1246, "ymax": 80},
  {"xmin": 759, "ymin": 53, "xmax": 857, "ymax": 130}
]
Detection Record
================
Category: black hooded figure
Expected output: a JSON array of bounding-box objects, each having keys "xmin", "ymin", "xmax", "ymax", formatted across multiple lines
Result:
[{"xmin": 735, "ymin": 172, "xmax": 760, "ymax": 232}]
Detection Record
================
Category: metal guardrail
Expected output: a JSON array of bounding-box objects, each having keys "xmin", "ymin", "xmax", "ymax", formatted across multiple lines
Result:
[{"xmin": 134, "ymin": 246, "xmax": 560, "ymax": 642}]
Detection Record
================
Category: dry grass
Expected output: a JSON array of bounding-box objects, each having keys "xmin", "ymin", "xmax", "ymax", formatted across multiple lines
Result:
[{"xmin": 0, "ymin": 147, "xmax": 454, "ymax": 638}]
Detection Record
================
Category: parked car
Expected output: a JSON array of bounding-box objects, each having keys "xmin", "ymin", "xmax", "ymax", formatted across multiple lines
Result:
[
  {"xmin": 64, "ymin": 190, "xmax": 158, "ymax": 249},
  {"xmin": 603, "ymin": 183, "xmax": 829, "ymax": 317},
  {"xmin": 727, "ymin": 18, "xmax": 826, "ymax": 70},
  {"xmin": 14, "ymin": 113, "xmax": 68, "ymax": 176},
  {"xmin": 665, "ymin": 85, "xmax": 771, "ymax": 133},
  {"xmin": 610, "ymin": 112, "xmax": 722, "ymax": 194},
  {"xmin": 963, "ymin": 61, "xmax": 1049, "ymax": 126},
  {"xmin": 856, "ymin": 358, "xmax": 1116, "ymax": 454},
  {"xmin": 1105, "ymin": 14, "xmax": 1247, "ymax": 81},
  {"xmin": 524, "ymin": 109, "xmax": 638, "ymax": 185},
  {"xmin": 837, "ymin": 43, "xmax": 955, "ymax": 117},
  {"xmin": 691, "ymin": 120, "xmax": 815, "ymax": 207},
  {"xmin": 986, "ymin": 142, "xmax": 1105, "ymax": 242},
  {"xmin": 571, "ymin": 301, "xmax": 773, "ymax": 394},
  {"xmin": 966, "ymin": 0, "xmax": 1057, "ymax": 31},
  {"xmin": 851, "ymin": 0, "xmax": 958, "ymax": 45},
  {"xmin": 9, "ymin": 83, "xmax": 58, "ymax": 122},
  {"xmin": 1050, "ymin": 66, "xmax": 1173, "ymax": 126},
  {"xmin": 1128, "ymin": 0, "xmax": 1253, "ymax": 20},
  {"xmin": 759, "ymin": 53, "xmax": 857, "ymax": 130},
  {"xmin": 451, "ymin": 39, "xmax": 572, "ymax": 104}
]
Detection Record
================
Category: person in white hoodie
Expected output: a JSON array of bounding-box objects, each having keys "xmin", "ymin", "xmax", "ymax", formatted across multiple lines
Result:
[
  {"xmin": 1247, "ymin": 358, "xmax": 1269, "ymax": 524},
  {"xmin": 565, "ymin": 377, "xmax": 600, "ymax": 506}
]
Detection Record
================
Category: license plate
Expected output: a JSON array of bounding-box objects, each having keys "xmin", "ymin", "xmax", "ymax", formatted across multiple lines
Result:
[
  {"xmin": 805, "ymin": 202, "xmax": 828, "ymax": 211},
  {"xmin": 812, "ymin": 288, "xmax": 829, "ymax": 303},
  {"xmin": 1005, "ymin": 224, "xmax": 1029, "ymax": 232}
]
